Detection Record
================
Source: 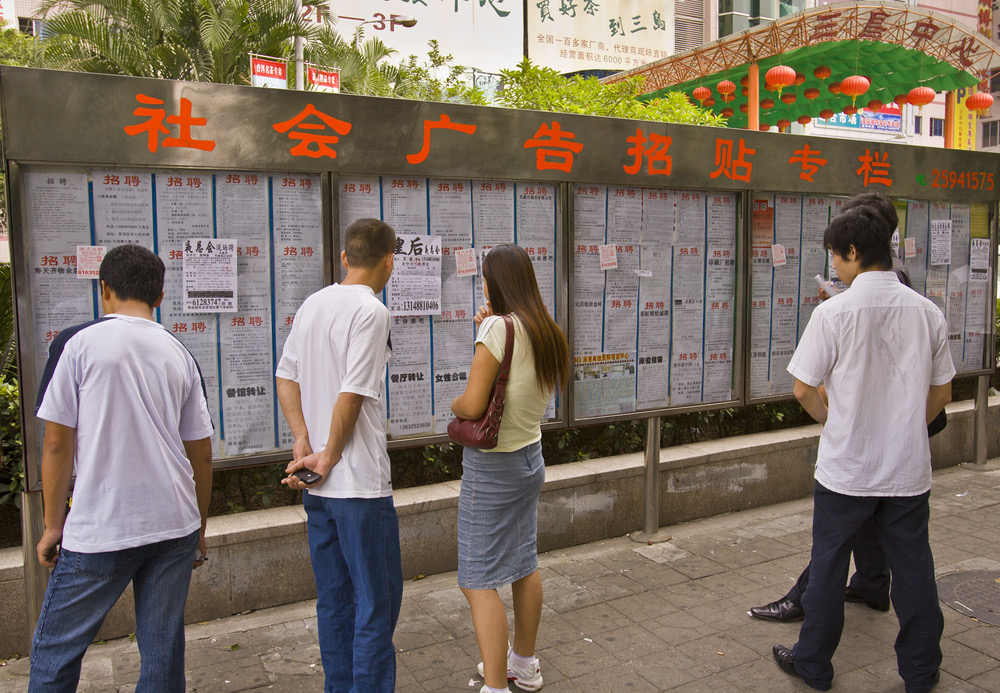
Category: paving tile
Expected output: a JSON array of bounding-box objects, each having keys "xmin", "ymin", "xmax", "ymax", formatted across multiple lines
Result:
[{"xmin": 28, "ymin": 461, "xmax": 1000, "ymax": 693}]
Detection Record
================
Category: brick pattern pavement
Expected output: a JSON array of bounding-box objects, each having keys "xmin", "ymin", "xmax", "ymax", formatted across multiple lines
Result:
[{"xmin": 2, "ymin": 462, "xmax": 998, "ymax": 692}]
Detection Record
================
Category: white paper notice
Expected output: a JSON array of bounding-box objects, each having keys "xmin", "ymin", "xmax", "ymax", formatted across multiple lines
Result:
[
  {"xmin": 338, "ymin": 177, "xmax": 381, "ymax": 251},
  {"xmin": 92, "ymin": 171, "xmax": 154, "ymax": 250},
  {"xmin": 388, "ymin": 234, "xmax": 443, "ymax": 316},
  {"xmin": 455, "ymin": 248, "xmax": 477, "ymax": 276},
  {"xmin": 905, "ymin": 237, "xmax": 916, "ymax": 259},
  {"xmin": 383, "ymin": 176, "xmax": 428, "ymax": 235},
  {"xmin": 931, "ymin": 219, "xmax": 952, "ymax": 266},
  {"xmin": 154, "ymin": 172, "xmax": 220, "ymax": 456},
  {"xmin": 388, "ymin": 315, "xmax": 433, "ymax": 437},
  {"xmin": 970, "ymin": 238, "xmax": 990, "ymax": 280},
  {"xmin": 599, "ymin": 244, "xmax": 618, "ymax": 270},
  {"xmin": 216, "ymin": 172, "xmax": 274, "ymax": 456},
  {"xmin": 184, "ymin": 239, "xmax": 237, "ymax": 312},
  {"xmin": 572, "ymin": 186, "xmax": 606, "ymax": 357},
  {"xmin": 429, "ymin": 179, "xmax": 473, "ymax": 247},
  {"xmin": 24, "ymin": 170, "xmax": 94, "ymax": 396},
  {"xmin": 515, "ymin": 183, "xmax": 557, "ymax": 317},
  {"xmin": 771, "ymin": 244, "xmax": 787, "ymax": 267},
  {"xmin": 76, "ymin": 246, "xmax": 105, "ymax": 278}
]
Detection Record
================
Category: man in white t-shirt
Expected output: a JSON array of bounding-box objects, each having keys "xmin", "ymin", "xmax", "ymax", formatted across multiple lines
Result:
[
  {"xmin": 772, "ymin": 206, "xmax": 954, "ymax": 693},
  {"xmin": 276, "ymin": 217, "xmax": 401, "ymax": 693},
  {"xmin": 30, "ymin": 244, "xmax": 214, "ymax": 691}
]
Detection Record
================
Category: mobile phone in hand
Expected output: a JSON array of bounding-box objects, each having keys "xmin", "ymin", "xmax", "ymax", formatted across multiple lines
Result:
[{"xmin": 292, "ymin": 469, "xmax": 322, "ymax": 485}]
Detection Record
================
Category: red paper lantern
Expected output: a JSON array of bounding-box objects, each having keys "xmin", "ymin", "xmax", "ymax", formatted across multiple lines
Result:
[
  {"xmin": 739, "ymin": 103, "xmax": 748, "ymax": 113},
  {"xmin": 692, "ymin": 86, "xmax": 711, "ymax": 103},
  {"xmin": 717, "ymin": 80, "xmax": 736, "ymax": 95},
  {"xmin": 777, "ymin": 118, "xmax": 791, "ymax": 131},
  {"xmin": 819, "ymin": 109, "xmax": 835, "ymax": 119},
  {"xmin": 813, "ymin": 65, "xmax": 831, "ymax": 80},
  {"xmin": 804, "ymin": 87, "xmax": 820, "ymax": 100},
  {"xmin": 781, "ymin": 93, "xmax": 797, "ymax": 105},
  {"xmin": 867, "ymin": 99, "xmax": 884, "ymax": 111},
  {"xmin": 966, "ymin": 91, "xmax": 994, "ymax": 112},
  {"xmin": 741, "ymin": 75, "xmax": 748, "ymax": 87},
  {"xmin": 741, "ymin": 87, "xmax": 748, "ymax": 96},
  {"xmin": 721, "ymin": 107, "xmax": 734, "ymax": 118},
  {"xmin": 893, "ymin": 93, "xmax": 909, "ymax": 107},
  {"xmin": 908, "ymin": 86, "xmax": 935, "ymax": 111},
  {"xmin": 839, "ymin": 75, "xmax": 870, "ymax": 105},
  {"xmin": 843, "ymin": 105, "xmax": 859, "ymax": 116},
  {"xmin": 759, "ymin": 123, "xmax": 771, "ymax": 131},
  {"xmin": 761, "ymin": 98, "xmax": 775, "ymax": 110},
  {"xmin": 794, "ymin": 73, "xmax": 806, "ymax": 86},
  {"xmin": 765, "ymin": 65, "xmax": 796, "ymax": 93},
  {"xmin": 703, "ymin": 97, "xmax": 716, "ymax": 107},
  {"xmin": 829, "ymin": 81, "xmax": 841, "ymax": 95},
  {"xmin": 797, "ymin": 115, "xmax": 812, "ymax": 125}
]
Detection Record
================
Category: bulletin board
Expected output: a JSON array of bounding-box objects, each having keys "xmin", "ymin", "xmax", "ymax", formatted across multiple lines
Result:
[{"xmin": 2, "ymin": 66, "xmax": 997, "ymax": 488}]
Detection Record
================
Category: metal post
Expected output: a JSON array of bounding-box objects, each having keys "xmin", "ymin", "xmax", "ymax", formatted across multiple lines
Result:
[
  {"xmin": 21, "ymin": 491, "xmax": 48, "ymax": 637},
  {"xmin": 293, "ymin": 0, "xmax": 304, "ymax": 90},
  {"xmin": 973, "ymin": 373, "xmax": 990, "ymax": 465},
  {"xmin": 629, "ymin": 417, "xmax": 671, "ymax": 544}
]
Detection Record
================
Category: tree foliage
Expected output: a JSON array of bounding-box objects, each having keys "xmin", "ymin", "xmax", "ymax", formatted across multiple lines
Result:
[
  {"xmin": 36, "ymin": 0, "xmax": 317, "ymax": 84},
  {"xmin": 496, "ymin": 59, "xmax": 725, "ymax": 126}
]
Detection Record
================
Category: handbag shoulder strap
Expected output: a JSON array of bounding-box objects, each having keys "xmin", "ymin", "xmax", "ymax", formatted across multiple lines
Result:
[{"xmin": 496, "ymin": 315, "xmax": 515, "ymax": 385}]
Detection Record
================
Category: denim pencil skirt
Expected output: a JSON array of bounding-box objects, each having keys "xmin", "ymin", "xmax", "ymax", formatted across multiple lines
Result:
[{"xmin": 458, "ymin": 441, "xmax": 545, "ymax": 590}]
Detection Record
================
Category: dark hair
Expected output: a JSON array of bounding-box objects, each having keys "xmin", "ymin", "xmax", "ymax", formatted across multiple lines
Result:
[
  {"xmin": 823, "ymin": 207, "xmax": 893, "ymax": 271},
  {"xmin": 840, "ymin": 192, "xmax": 898, "ymax": 238},
  {"xmin": 482, "ymin": 244, "xmax": 570, "ymax": 391},
  {"xmin": 98, "ymin": 244, "xmax": 164, "ymax": 307},
  {"xmin": 344, "ymin": 218, "xmax": 396, "ymax": 269}
]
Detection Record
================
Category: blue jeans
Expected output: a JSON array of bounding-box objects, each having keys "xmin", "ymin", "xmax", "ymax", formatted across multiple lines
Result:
[
  {"xmin": 793, "ymin": 482, "xmax": 942, "ymax": 693},
  {"xmin": 30, "ymin": 529, "xmax": 199, "ymax": 692},
  {"xmin": 303, "ymin": 493, "xmax": 403, "ymax": 693}
]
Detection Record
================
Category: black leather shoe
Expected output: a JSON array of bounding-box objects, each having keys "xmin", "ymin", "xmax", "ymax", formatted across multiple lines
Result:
[
  {"xmin": 773, "ymin": 644, "xmax": 802, "ymax": 679},
  {"xmin": 844, "ymin": 587, "xmax": 891, "ymax": 612},
  {"xmin": 750, "ymin": 597, "xmax": 804, "ymax": 622}
]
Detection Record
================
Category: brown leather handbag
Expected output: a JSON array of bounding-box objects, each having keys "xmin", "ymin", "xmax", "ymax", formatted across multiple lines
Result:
[{"xmin": 447, "ymin": 315, "xmax": 514, "ymax": 449}]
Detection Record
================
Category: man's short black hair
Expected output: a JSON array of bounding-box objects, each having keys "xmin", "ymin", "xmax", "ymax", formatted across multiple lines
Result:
[
  {"xmin": 841, "ymin": 192, "xmax": 898, "ymax": 237},
  {"xmin": 344, "ymin": 218, "xmax": 396, "ymax": 269},
  {"xmin": 824, "ymin": 207, "xmax": 893, "ymax": 271},
  {"xmin": 98, "ymin": 244, "xmax": 164, "ymax": 307}
]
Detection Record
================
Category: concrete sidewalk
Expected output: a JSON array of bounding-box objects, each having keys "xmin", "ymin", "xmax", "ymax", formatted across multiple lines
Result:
[{"xmin": 2, "ymin": 461, "xmax": 999, "ymax": 692}]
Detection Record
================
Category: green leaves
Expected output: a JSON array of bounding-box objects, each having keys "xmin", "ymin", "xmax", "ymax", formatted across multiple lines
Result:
[
  {"xmin": 0, "ymin": 378, "xmax": 23, "ymax": 508},
  {"xmin": 496, "ymin": 59, "xmax": 724, "ymax": 127},
  {"xmin": 36, "ymin": 0, "xmax": 316, "ymax": 84}
]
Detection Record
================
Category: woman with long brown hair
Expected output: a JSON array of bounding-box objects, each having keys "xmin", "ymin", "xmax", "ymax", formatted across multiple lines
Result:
[{"xmin": 451, "ymin": 244, "xmax": 570, "ymax": 693}]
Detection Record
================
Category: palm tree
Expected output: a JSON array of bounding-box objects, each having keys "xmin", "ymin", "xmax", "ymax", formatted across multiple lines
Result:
[
  {"xmin": 305, "ymin": 26, "xmax": 399, "ymax": 97},
  {"xmin": 35, "ymin": 0, "xmax": 318, "ymax": 84}
]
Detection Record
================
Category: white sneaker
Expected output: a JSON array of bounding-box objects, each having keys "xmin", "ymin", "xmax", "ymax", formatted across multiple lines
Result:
[
  {"xmin": 477, "ymin": 648, "xmax": 544, "ymax": 692},
  {"xmin": 479, "ymin": 687, "xmax": 510, "ymax": 693}
]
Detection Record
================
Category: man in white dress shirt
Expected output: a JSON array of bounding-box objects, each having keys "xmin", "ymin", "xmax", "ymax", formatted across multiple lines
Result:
[{"xmin": 772, "ymin": 205, "xmax": 954, "ymax": 693}]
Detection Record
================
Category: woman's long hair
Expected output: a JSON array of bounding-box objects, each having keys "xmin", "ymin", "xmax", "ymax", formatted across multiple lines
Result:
[{"xmin": 482, "ymin": 244, "xmax": 570, "ymax": 392}]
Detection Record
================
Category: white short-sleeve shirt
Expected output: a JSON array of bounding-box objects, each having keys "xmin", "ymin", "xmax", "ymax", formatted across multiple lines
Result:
[
  {"xmin": 36, "ymin": 314, "xmax": 215, "ymax": 552},
  {"xmin": 275, "ymin": 284, "xmax": 392, "ymax": 498},
  {"xmin": 787, "ymin": 271, "xmax": 955, "ymax": 496}
]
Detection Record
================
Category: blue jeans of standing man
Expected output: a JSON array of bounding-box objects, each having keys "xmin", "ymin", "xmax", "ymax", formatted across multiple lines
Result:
[
  {"xmin": 29, "ymin": 529, "xmax": 199, "ymax": 692},
  {"xmin": 792, "ymin": 482, "xmax": 942, "ymax": 693},
  {"xmin": 303, "ymin": 493, "xmax": 403, "ymax": 693}
]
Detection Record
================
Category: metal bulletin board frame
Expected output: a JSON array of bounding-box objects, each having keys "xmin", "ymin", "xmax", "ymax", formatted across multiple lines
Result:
[{"xmin": 2, "ymin": 66, "xmax": 997, "ymax": 489}]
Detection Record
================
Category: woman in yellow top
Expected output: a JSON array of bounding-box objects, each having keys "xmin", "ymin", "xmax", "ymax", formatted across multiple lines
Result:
[{"xmin": 451, "ymin": 244, "xmax": 570, "ymax": 693}]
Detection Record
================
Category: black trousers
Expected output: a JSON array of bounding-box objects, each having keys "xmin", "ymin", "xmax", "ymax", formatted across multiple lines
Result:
[
  {"xmin": 792, "ymin": 482, "xmax": 942, "ymax": 693},
  {"xmin": 784, "ymin": 516, "xmax": 890, "ymax": 608}
]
